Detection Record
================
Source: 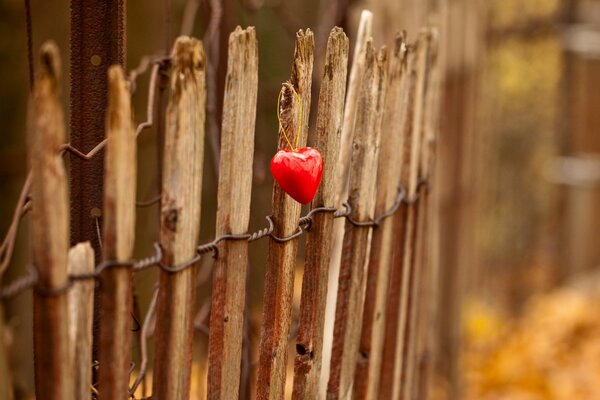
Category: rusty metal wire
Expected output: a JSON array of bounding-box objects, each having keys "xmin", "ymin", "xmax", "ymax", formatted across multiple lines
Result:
[{"xmin": 0, "ymin": 181, "xmax": 425, "ymax": 301}]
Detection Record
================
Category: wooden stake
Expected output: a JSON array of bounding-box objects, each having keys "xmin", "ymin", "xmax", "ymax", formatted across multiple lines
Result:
[
  {"xmin": 353, "ymin": 32, "xmax": 410, "ymax": 400},
  {"xmin": 408, "ymin": 31, "xmax": 440, "ymax": 400},
  {"xmin": 327, "ymin": 42, "xmax": 388, "ymax": 399},
  {"xmin": 292, "ymin": 27, "xmax": 348, "ymax": 400},
  {"xmin": 378, "ymin": 48, "xmax": 419, "ymax": 400},
  {"xmin": 388, "ymin": 31, "xmax": 431, "ymax": 400},
  {"xmin": 321, "ymin": 11, "xmax": 372, "ymax": 396},
  {"xmin": 152, "ymin": 36, "xmax": 206, "ymax": 400},
  {"xmin": 207, "ymin": 26, "xmax": 258, "ymax": 400},
  {"xmin": 28, "ymin": 41, "xmax": 73, "ymax": 400},
  {"xmin": 256, "ymin": 29, "xmax": 314, "ymax": 400},
  {"xmin": 67, "ymin": 242, "xmax": 94, "ymax": 400},
  {"xmin": 335, "ymin": 10, "xmax": 373, "ymax": 204},
  {"xmin": 98, "ymin": 65, "xmax": 137, "ymax": 399}
]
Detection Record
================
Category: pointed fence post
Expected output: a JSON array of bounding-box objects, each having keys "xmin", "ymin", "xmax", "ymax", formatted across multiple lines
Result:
[
  {"xmin": 98, "ymin": 65, "xmax": 137, "ymax": 399},
  {"xmin": 404, "ymin": 30, "xmax": 439, "ymax": 400},
  {"xmin": 256, "ymin": 29, "xmax": 314, "ymax": 400},
  {"xmin": 152, "ymin": 36, "xmax": 206, "ymax": 400},
  {"xmin": 67, "ymin": 242, "xmax": 94, "ymax": 400},
  {"xmin": 207, "ymin": 26, "xmax": 258, "ymax": 400},
  {"xmin": 322, "ymin": 12, "xmax": 372, "ymax": 395},
  {"xmin": 27, "ymin": 41, "xmax": 73, "ymax": 400},
  {"xmin": 292, "ymin": 27, "xmax": 348, "ymax": 400},
  {"xmin": 353, "ymin": 33, "xmax": 410, "ymax": 400},
  {"xmin": 327, "ymin": 42, "xmax": 388, "ymax": 399},
  {"xmin": 380, "ymin": 31, "xmax": 431, "ymax": 400}
]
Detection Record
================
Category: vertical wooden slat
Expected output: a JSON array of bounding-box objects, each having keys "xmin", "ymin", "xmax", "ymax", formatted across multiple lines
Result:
[
  {"xmin": 28, "ymin": 41, "xmax": 73, "ymax": 400},
  {"xmin": 388, "ymin": 31, "xmax": 431, "ymax": 400},
  {"xmin": 152, "ymin": 36, "xmax": 206, "ymax": 400},
  {"xmin": 400, "ymin": 31, "xmax": 433, "ymax": 400},
  {"xmin": 207, "ymin": 26, "xmax": 258, "ymax": 400},
  {"xmin": 327, "ymin": 42, "xmax": 388, "ymax": 400},
  {"xmin": 353, "ymin": 32, "xmax": 410, "ymax": 400},
  {"xmin": 378, "ymin": 48, "xmax": 419, "ymax": 400},
  {"xmin": 256, "ymin": 29, "xmax": 314, "ymax": 400},
  {"xmin": 335, "ymin": 10, "xmax": 373, "ymax": 203},
  {"xmin": 98, "ymin": 65, "xmax": 137, "ymax": 399},
  {"xmin": 292, "ymin": 27, "xmax": 349, "ymax": 400},
  {"xmin": 322, "ymin": 12, "xmax": 373, "ymax": 395},
  {"xmin": 67, "ymin": 242, "xmax": 94, "ymax": 400},
  {"xmin": 407, "ymin": 30, "xmax": 441, "ymax": 399}
]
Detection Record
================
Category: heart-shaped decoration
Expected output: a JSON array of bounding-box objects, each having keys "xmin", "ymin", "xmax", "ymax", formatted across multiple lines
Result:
[{"xmin": 270, "ymin": 147, "xmax": 323, "ymax": 204}]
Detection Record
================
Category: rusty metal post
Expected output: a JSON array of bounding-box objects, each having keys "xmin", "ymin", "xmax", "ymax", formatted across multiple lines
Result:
[
  {"xmin": 70, "ymin": 0, "xmax": 126, "ymax": 251},
  {"xmin": 69, "ymin": 0, "xmax": 126, "ymax": 382}
]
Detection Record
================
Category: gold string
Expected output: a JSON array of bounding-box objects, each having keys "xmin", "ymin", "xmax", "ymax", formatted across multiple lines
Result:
[{"xmin": 276, "ymin": 85, "xmax": 303, "ymax": 151}]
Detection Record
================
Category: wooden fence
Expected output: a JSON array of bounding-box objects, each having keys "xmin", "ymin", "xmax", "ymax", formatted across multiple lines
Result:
[{"xmin": 0, "ymin": 11, "xmax": 440, "ymax": 400}]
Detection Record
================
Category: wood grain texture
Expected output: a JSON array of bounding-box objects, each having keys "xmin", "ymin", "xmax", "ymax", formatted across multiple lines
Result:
[
  {"xmin": 321, "ymin": 12, "xmax": 373, "ymax": 397},
  {"xmin": 152, "ymin": 36, "xmax": 206, "ymax": 400},
  {"xmin": 327, "ymin": 42, "xmax": 388, "ymax": 400},
  {"xmin": 335, "ymin": 10, "xmax": 373, "ymax": 205},
  {"xmin": 207, "ymin": 26, "xmax": 258, "ymax": 400},
  {"xmin": 67, "ymin": 242, "xmax": 94, "ymax": 400},
  {"xmin": 292, "ymin": 27, "xmax": 348, "ymax": 400},
  {"xmin": 389, "ymin": 31, "xmax": 431, "ymax": 400},
  {"xmin": 98, "ymin": 64, "xmax": 137, "ymax": 400},
  {"xmin": 27, "ymin": 41, "xmax": 73, "ymax": 400},
  {"xmin": 256, "ymin": 29, "xmax": 314, "ymax": 400},
  {"xmin": 378, "ymin": 46, "xmax": 419, "ymax": 400},
  {"xmin": 406, "ymin": 31, "xmax": 439, "ymax": 400},
  {"xmin": 353, "ymin": 33, "xmax": 410, "ymax": 400}
]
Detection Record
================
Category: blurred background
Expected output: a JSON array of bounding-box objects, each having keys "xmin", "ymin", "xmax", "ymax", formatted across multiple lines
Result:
[{"xmin": 1, "ymin": 0, "xmax": 599, "ymax": 399}]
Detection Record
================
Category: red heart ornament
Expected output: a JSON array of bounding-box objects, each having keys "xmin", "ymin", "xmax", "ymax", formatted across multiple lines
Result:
[{"xmin": 270, "ymin": 147, "xmax": 323, "ymax": 204}]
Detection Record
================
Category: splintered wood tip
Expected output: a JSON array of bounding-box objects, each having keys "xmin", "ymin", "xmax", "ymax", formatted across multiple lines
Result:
[
  {"xmin": 230, "ymin": 26, "xmax": 256, "ymax": 45},
  {"xmin": 39, "ymin": 40, "xmax": 61, "ymax": 85},
  {"xmin": 171, "ymin": 36, "xmax": 206, "ymax": 72}
]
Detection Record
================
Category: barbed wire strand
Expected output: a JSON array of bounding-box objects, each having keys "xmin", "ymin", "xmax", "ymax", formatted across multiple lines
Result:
[
  {"xmin": 0, "ymin": 180, "xmax": 429, "ymax": 301},
  {"xmin": 0, "ymin": 56, "xmax": 166, "ymax": 279}
]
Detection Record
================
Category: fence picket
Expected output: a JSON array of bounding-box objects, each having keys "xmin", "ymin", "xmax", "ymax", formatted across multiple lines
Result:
[
  {"xmin": 292, "ymin": 27, "xmax": 349, "ymax": 400},
  {"xmin": 327, "ymin": 42, "xmax": 388, "ymax": 399},
  {"xmin": 27, "ymin": 41, "xmax": 73, "ymax": 400},
  {"xmin": 408, "ymin": 31, "xmax": 440, "ymax": 400},
  {"xmin": 378, "ymin": 45, "xmax": 419, "ymax": 399},
  {"xmin": 256, "ymin": 29, "xmax": 314, "ymax": 400},
  {"xmin": 152, "ymin": 36, "xmax": 206, "ymax": 399},
  {"xmin": 207, "ymin": 26, "xmax": 258, "ymax": 400},
  {"xmin": 353, "ymin": 32, "xmax": 410, "ymax": 400},
  {"xmin": 384, "ymin": 31, "xmax": 431, "ymax": 400},
  {"xmin": 67, "ymin": 242, "xmax": 94, "ymax": 400},
  {"xmin": 98, "ymin": 65, "xmax": 137, "ymax": 400}
]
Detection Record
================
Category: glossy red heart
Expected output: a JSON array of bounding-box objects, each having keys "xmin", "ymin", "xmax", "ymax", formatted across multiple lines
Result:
[{"xmin": 270, "ymin": 147, "xmax": 323, "ymax": 204}]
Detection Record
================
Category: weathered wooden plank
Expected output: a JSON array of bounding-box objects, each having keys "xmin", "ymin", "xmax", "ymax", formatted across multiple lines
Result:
[
  {"xmin": 256, "ymin": 29, "xmax": 314, "ymax": 400},
  {"xmin": 335, "ymin": 10, "xmax": 373, "ymax": 204},
  {"xmin": 67, "ymin": 242, "xmax": 94, "ymax": 400},
  {"xmin": 207, "ymin": 26, "xmax": 258, "ymax": 400},
  {"xmin": 152, "ymin": 36, "xmax": 206, "ymax": 400},
  {"xmin": 322, "ymin": 12, "xmax": 373, "ymax": 396},
  {"xmin": 378, "ymin": 47, "xmax": 418, "ymax": 399},
  {"xmin": 353, "ymin": 32, "xmax": 410, "ymax": 400},
  {"xmin": 292, "ymin": 27, "xmax": 349, "ymax": 400},
  {"xmin": 327, "ymin": 42, "xmax": 388, "ymax": 400},
  {"xmin": 27, "ymin": 41, "xmax": 73, "ymax": 400},
  {"xmin": 407, "ymin": 31, "xmax": 440, "ymax": 400},
  {"xmin": 390, "ymin": 31, "xmax": 431, "ymax": 400},
  {"xmin": 98, "ymin": 64, "xmax": 137, "ymax": 400}
]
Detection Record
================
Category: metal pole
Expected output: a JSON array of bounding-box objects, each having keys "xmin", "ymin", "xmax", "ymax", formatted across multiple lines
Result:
[{"xmin": 69, "ymin": 0, "xmax": 126, "ymax": 381}]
